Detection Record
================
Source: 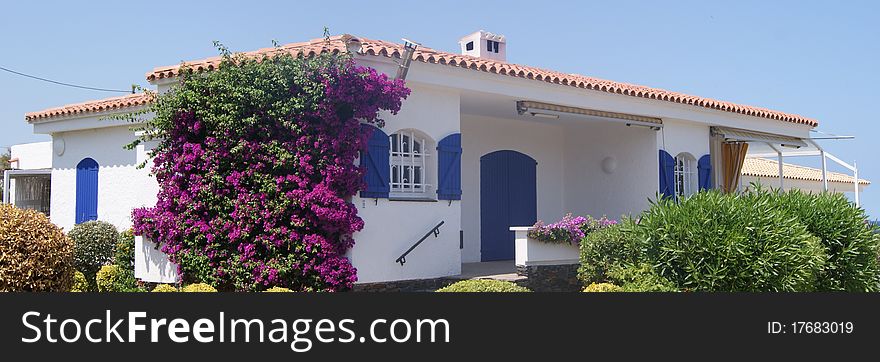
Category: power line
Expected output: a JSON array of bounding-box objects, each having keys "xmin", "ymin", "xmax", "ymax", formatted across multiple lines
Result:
[{"xmin": 0, "ymin": 65, "xmax": 132, "ymax": 93}]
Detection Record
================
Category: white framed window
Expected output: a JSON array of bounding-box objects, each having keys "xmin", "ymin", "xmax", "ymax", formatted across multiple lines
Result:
[
  {"xmin": 389, "ymin": 129, "xmax": 435, "ymax": 199},
  {"xmin": 674, "ymin": 153, "xmax": 698, "ymax": 198}
]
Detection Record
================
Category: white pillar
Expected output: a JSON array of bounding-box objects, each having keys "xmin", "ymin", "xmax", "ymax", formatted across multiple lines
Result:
[
  {"xmin": 854, "ymin": 162, "xmax": 860, "ymax": 207},
  {"xmin": 2, "ymin": 170, "xmax": 9, "ymax": 204},
  {"xmin": 777, "ymin": 151, "xmax": 784, "ymax": 190},
  {"xmin": 820, "ymin": 150, "xmax": 828, "ymax": 192}
]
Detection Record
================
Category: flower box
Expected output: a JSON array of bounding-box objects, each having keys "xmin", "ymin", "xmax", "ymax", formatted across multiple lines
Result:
[
  {"xmin": 134, "ymin": 235, "xmax": 179, "ymax": 283},
  {"xmin": 511, "ymin": 226, "xmax": 580, "ymax": 267}
]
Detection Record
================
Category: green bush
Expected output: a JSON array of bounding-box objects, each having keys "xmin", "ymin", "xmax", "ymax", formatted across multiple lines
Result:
[
  {"xmin": 583, "ymin": 283, "xmax": 622, "ymax": 292},
  {"xmin": 436, "ymin": 279, "xmax": 531, "ymax": 292},
  {"xmin": 770, "ymin": 190, "xmax": 880, "ymax": 291},
  {"xmin": 70, "ymin": 271, "xmax": 89, "ymax": 292},
  {"xmin": 0, "ymin": 204, "xmax": 75, "ymax": 291},
  {"xmin": 607, "ymin": 263, "xmax": 679, "ymax": 292},
  {"xmin": 115, "ymin": 229, "xmax": 135, "ymax": 269},
  {"xmin": 636, "ymin": 190, "xmax": 826, "ymax": 291},
  {"xmin": 578, "ymin": 219, "xmax": 643, "ymax": 284},
  {"xmin": 152, "ymin": 284, "xmax": 178, "ymax": 292},
  {"xmin": 110, "ymin": 229, "xmax": 140, "ymax": 292},
  {"xmin": 263, "ymin": 287, "xmax": 293, "ymax": 292},
  {"xmin": 181, "ymin": 283, "xmax": 217, "ymax": 292},
  {"xmin": 69, "ymin": 221, "xmax": 119, "ymax": 290}
]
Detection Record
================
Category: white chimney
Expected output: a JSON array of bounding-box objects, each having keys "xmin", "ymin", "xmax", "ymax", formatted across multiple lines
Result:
[{"xmin": 458, "ymin": 30, "xmax": 506, "ymax": 62}]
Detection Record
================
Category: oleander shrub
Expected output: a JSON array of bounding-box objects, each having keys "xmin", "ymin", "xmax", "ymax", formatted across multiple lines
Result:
[
  {"xmin": 263, "ymin": 286, "xmax": 293, "ymax": 292},
  {"xmin": 127, "ymin": 38, "xmax": 409, "ymax": 292},
  {"xmin": 70, "ymin": 271, "xmax": 89, "ymax": 292},
  {"xmin": 69, "ymin": 220, "xmax": 119, "ymax": 290},
  {"xmin": 583, "ymin": 283, "xmax": 623, "ymax": 292},
  {"xmin": 769, "ymin": 189, "xmax": 880, "ymax": 291},
  {"xmin": 181, "ymin": 283, "xmax": 217, "ymax": 293},
  {"xmin": 0, "ymin": 204, "xmax": 75, "ymax": 291},
  {"xmin": 436, "ymin": 279, "xmax": 531, "ymax": 292},
  {"xmin": 578, "ymin": 218, "xmax": 643, "ymax": 285},
  {"xmin": 152, "ymin": 284, "xmax": 178, "ymax": 292},
  {"xmin": 635, "ymin": 191, "xmax": 826, "ymax": 292}
]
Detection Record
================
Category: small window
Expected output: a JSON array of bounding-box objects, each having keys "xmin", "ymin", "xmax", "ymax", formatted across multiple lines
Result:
[
  {"xmin": 674, "ymin": 153, "xmax": 698, "ymax": 198},
  {"xmin": 466, "ymin": 41, "xmax": 474, "ymax": 51},
  {"xmin": 486, "ymin": 40, "xmax": 499, "ymax": 53},
  {"xmin": 389, "ymin": 130, "xmax": 435, "ymax": 199}
]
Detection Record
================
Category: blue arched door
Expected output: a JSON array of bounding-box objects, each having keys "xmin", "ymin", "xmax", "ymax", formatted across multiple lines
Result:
[
  {"xmin": 480, "ymin": 150, "xmax": 537, "ymax": 261},
  {"xmin": 75, "ymin": 158, "xmax": 99, "ymax": 224}
]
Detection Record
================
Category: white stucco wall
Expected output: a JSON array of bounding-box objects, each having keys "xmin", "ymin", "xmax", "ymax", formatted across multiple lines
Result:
[
  {"xmin": 349, "ymin": 84, "xmax": 463, "ymax": 283},
  {"xmin": 563, "ymin": 121, "xmax": 658, "ymax": 220},
  {"xmin": 10, "ymin": 141, "xmax": 52, "ymax": 169},
  {"xmin": 658, "ymin": 119, "xmax": 711, "ymax": 160},
  {"xmin": 49, "ymin": 125, "xmax": 158, "ymax": 232},
  {"xmin": 460, "ymin": 114, "xmax": 566, "ymax": 263}
]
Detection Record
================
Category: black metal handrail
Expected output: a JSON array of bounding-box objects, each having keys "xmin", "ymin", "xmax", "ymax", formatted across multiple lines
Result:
[{"xmin": 395, "ymin": 221, "xmax": 444, "ymax": 266}]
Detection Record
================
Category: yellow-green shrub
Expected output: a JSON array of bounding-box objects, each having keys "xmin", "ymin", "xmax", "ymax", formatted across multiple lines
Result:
[
  {"xmin": 152, "ymin": 284, "xmax": 178, "ymax": 292},
  {"xmin": 95, "ymin": 265, "xmax": 119, "ymax": 292},
  {"xmin": 181, "ymin": 283, "xmax": 217, "ymax": 292},
  {"xmin": 0, "ymin": 204, "xmax": 75, "ymax": 291},
  {"xmin": 583, "ymin": 283, "xmax": 623, "ymax": 292},
  {"xmin": 263, "ymin": 286, "xmax": 293, "ymax": 292},
  {"xmin": 436, "ymin": 279, "xmax": 531, "ymax": 292},
  {"xmin": 70, "ymin": 271, "xmax": 89, "ymax": 292}
]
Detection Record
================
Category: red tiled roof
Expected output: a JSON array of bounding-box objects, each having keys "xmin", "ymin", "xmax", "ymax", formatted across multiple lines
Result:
[
  {"xmin": 25, "ymin": 92, "xmax": 153, "ymax": 122},
  {"xmin": 147, "ymin": 34, "xmax": 818, "ymax": 127}
]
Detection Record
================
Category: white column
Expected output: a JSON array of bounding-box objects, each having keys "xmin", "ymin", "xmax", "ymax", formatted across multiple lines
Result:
[
  {"xmin": 777, "ymin": 151, "xmax": 784, "ymax": 190},
  {"xmin": 820, "ymin": 150, "xmax": 828, "ymax": 192},
  {"xmin": 854, "ymin": 162, "xmax": 860, "ymax": 207},
  {"xmin": 2, "ymin": 170, "xmax": 9, "ymax": 204}
]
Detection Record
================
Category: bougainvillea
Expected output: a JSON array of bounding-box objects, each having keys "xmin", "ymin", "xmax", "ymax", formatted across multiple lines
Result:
[
  {"xmin": 528, "ymin": 213, "xmax": 617, "ymax": 245},
  {"xmin": 129, "ymin": 45, "xmax": 409, "ymax": 291}
]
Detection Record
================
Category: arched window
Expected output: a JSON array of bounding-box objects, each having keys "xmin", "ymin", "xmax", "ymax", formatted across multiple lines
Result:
[
  {"xmin": 674, "ymin": 153, "xmax": 698, "ymax": 198},
  {"xmin": 75, "ymin": 158, "xmax": 99, "ymax": 224},
  {"xmin": 389, "ymin": 129, "xmax": 435, "ymax": 199}
]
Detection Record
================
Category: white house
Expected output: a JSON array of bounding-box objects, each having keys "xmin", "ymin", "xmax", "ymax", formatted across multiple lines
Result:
[
  {"xmin": 16, "ymin": 31, "xmax": 869, "ymax": 286},
  {"xmin": 2, "ymin": 141, "xmax": 52, "ymax": 215}
]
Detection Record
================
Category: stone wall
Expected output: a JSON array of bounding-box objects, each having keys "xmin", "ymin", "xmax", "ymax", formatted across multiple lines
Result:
[{"xmin": 516, "ymin": 264, "xmax": 581, "ymax": 292}]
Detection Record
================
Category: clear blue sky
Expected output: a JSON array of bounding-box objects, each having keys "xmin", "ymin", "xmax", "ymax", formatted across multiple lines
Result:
[{"xmin": 1, "ymin": 1, "xmax": 877, "ymax": 218}]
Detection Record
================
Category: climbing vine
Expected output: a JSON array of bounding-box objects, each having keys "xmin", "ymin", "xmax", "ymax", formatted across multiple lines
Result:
[{"xmin": 130, "ymin": 43, "xmax": 409, "ymax": 291}]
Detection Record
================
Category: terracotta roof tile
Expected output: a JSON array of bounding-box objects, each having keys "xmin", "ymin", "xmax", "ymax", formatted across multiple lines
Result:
[
  {"xmin": 29, "ymin": 35, "xmax": 818, "ymax": 126},
  {"xmin": 146, "ymin": 35, "xmax": 818, "ymax": 127},
  {"xmin": 25, "ymin": 92, "xmax": 153, "ymax": 122},
  {"xmin": 742, "ymin": 158, "xmax": 870, "ymax": 185}
]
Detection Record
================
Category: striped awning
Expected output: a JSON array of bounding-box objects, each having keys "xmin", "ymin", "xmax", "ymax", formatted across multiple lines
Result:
[
  {"xmin": 516, "ymin": 101, "xmax": 663, "ymax": 126},
  {"xmin": 711, "ymin": 126, "xmax": 808, "ymax": 148}
]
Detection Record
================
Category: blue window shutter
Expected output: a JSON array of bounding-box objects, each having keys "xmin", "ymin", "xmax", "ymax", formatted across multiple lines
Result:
[
  {"xmin": 75, "ymin": 158, "xmax": 99, "ymax": 224},
  {"xmin": 698, "ymin": 154, "xmax": 712, "ymax": 191},
  {"xmin": 359, "ymin": 125, "xmax": 390, "ymax": 198},
  {"xmin": 437, "ymin": 133, "xmax": 462, "ymax": 200},
  {"xmin": 658, "ymin": 150, "xmax": 676, "ymax": 200}
]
